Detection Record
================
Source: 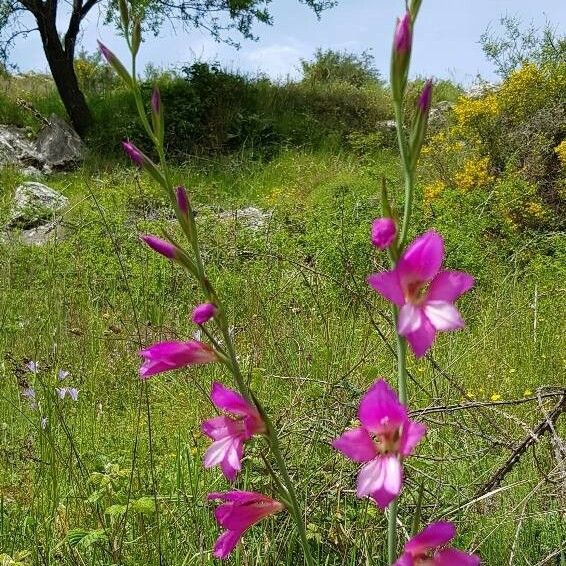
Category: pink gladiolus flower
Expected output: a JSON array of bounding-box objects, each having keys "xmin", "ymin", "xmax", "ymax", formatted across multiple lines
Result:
[
  {"xmin": 140, "ymin": 234, "xmax": 178, "ymax": 260},
  {"xmin": 208, "ymin": 491, "xmax": 284, "ymax": 559},
  {"xmin": 139, "ymin": 340, "xmax": 217, "ymax": 379},
  {"xmin": 394, "ymin": 12, "xmax": 412, "ymax": 54},
  {"xmin": 332, "ymin": 379, "xmax": 426, "ymax": 508},
  {"xmin": 393, "ymin": 521, "xmax": 480, "ymax": 565},
  {"xmin": 192, "ymin": 303, "xmax": 217, "ymax": 325},
  {"xmin": 367, "ymin": 231, "xmax": 474, "ymax": 358},
  {"xmin": 122, "ymin": 141, "xmax": 144, "ymax": 166},
  {"xmin": 175, "ymin": 186, "xmax": 189, "ymax": 216},
  {"xmin": 371, "ymin": 218, "xmax": 397, "ymax": 249},
  {"xmin": 202, "ymin": 382, "xmax": 266, "ymax": 480}
]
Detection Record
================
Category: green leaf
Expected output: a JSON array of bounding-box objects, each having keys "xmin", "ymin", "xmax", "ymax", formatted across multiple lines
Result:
[
  {"xmin": 105, "ymin": 504, "xmax": 127, "ymax": 517},
  {"xmin": 132, "ymin": 496, "xmax": 156, "ymax": 515}
]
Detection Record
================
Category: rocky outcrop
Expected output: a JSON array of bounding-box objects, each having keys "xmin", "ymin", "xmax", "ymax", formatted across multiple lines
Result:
[
  {"xmin": 4, "ymin": 182, "xmax": 68, "ymax": 245},
  {"xmin": 0, "ymin": 114, "xmax": 85, "ymax": 173}
]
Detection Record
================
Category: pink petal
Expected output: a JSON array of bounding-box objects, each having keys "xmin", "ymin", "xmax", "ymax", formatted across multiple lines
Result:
[
  {"xmin": 212, "ymin": 529, "xmax": 242, "ymax": 559},
  {"xmin": 208, "ymin": 491, "xmax": 262, "ymax": 504},
  {"xmin": 358, "ymin": 380, "xmax": 407, "ymax": 434},
  {"xmin": 357, "ymin": 458, "xmax": 384, "ymax": 498},
  {"xmin": 211, "ymin": 382, "xmax": 256, "ymax": 417},
  {"xmin": 367, "ymin": 271, "xmax": 405, "ymax": 306},
  {"xmin": 139, "ymin": 340, "xmax": 216, "ymax": 378},
  {"xmin": 357, "ymin": 455, "xmax": 403, "ymax": 508},
  {"xmin": 203, "ymin": 436, "xmax": 241, "ymax": 469},
  {"xmin": 399, "ymin": 421, "xmax": 426, "ymax": 456},
  {"xmin": 427, "ymin": 270, "xmax": 475, "ymax": 302},
  {"xmin": 435, "ymin": 548, "xmax": 481, "ymax": 566},
  {"xmin": 215, "ymin": 497, "xmax": 282, "ymax": 531},
  {"xmin": 397, "ymin": 231, "xmax": 444, "ymax": 288},
  {"xmin": 405, "ymin": 317, "xmax": 436, "ymax": 358},
  {"xmin": 201, "ymin": 416, "xmax": 240, "ymax": 440},
  {"xmin": 370, "ymin": 455, "xmax": 403, "ymax": 508},
  {"xmin": 397, "ymin": 303, "xmax": 423, "ymax": 335},
  {"xmin": 423, "ymin": 301, "xmax": 465, "ymax": 331},
  {"xmin": 220, "ymin": 458, "xmax": 239, "ymax": 482},
  {"xmin": 332, "ymin": 427, "xmax": 377, "ymax": 463},
  {"xmin": 405, "ymin": 522, "xmax": 456, "ymax": 556},
  {"xmin": 392, "ymin": 553, "xmax": 415, "ymax": 566}
]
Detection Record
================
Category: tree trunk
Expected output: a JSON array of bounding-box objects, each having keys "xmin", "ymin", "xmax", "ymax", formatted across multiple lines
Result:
[{"xmin": 38, "ymin": 18, "xmax": 92, "ymax": 136}]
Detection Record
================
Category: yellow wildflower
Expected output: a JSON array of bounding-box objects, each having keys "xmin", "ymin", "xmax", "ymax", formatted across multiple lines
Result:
[{"xmin": 490, "ymin": 393, "xmax": 501, "ymax": 401}]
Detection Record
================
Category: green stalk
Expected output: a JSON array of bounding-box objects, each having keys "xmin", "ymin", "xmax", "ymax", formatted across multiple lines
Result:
[
  {"xmin": 388, "ymin": 498, "xmax": 399, "ymax": 564},
  {"xmin": 393, "ymin": 101, "xmax": 415, "ymax": 249},
  {"xmin": 126, "ymin": 37, "xmax": 314, "ymax": 566}
]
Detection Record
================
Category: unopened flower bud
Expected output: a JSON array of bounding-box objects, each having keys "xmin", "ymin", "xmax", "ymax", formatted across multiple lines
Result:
[
  {"xmin": 417, "ymin": 79, "xmax": 433, "ymax": 115},
  {"xmin": 175, "ymin": 186, "xmax": 189, "ymax": 216},
  {"xmin": 97, "ymin": 41, "xmax": 132, "ymax": 84},
  {"xmin": 371, "ymin": 218, "xmax": 397, "ymax": 249},
  {"xmin": 410, "ymin": 79, "xmax": 434, "ymax": 169},
  {"xmin": 131, "ymin": 18, "xmax": 141, "ymax": 56},
  {"xmin": 390, "ymin": 12, "xmax": 412, "ymax": 103},
  {"xmin": 192, "ymin": 303, "xmax": 217, "ymax": 325},
  {"xmin": 140, "ymin": 234, "xmax": 178, "ymax": 260},
  {"xmin": 394, "ymin": 12, "xmax": 412, "ymax": 54},
  {"xmin": 122, "ymin": 141, "xmax": 144, "ymax": 166}
]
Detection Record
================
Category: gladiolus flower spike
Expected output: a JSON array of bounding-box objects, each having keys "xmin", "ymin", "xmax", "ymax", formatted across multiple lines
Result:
[
  {"xmin": 139, "ymin": 340, "xmax": 218, "ymax": 379},
  {"xmin": 208, "ymin": 491, "xmax": 284, "ymax": 559},
  {"xmin": 393, "ymin": 521, "xmax": 480, "ymax": 565},
  {"xmin": 202, "ymin": 382, "xmax": 266, "ymax": 481},
  {"xmin": 367, "ymin": 231, "xmax": 474, "ymax": 358},
  {"xmin": 332, "ymin": 379, "xmax": 426, "ymax": 508}
]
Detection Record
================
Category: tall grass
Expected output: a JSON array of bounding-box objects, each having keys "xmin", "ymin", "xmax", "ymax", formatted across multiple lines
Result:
[{"xmin": 0, "ymin": 151, "xmax": 564, "ymax": 564}]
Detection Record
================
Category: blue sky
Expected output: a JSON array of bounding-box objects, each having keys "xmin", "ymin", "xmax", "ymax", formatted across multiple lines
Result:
[{"xmin": 11, "ymin": 0, "xmax": 566, "ymax": 85}]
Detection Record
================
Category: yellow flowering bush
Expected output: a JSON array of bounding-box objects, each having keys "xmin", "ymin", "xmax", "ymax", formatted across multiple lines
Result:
[
  {"xmin": 555, "ymin": 140, "xmax": 566, "ymax": 167},
  {"xmin": 419, "ymin": 59, "xmax": 565, "ymax": 234},
  {"xmin": 454, "ymin": 157, "xmax": 494, "ymax": 192}
]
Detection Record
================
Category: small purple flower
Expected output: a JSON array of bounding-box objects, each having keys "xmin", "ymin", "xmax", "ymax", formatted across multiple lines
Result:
[
  {"xmin": 68, "ymin": 388, "xmax": 79, "ymax": 401},
  {"xmin": 58, "ymin": 370, "xmax": 69, "ymax": 381},
  {"xmin": 394, "ymin": 12, "xmax": 412, "ymax": 54},
  {"xmin": 26, "ymin": 361, "xmax": 39, "ymax": 373},
  {"xmin": 192, "ymin": 303, "xmax": 217, "ymax": 325},
  {"xmin": 56, "ymin": 387, "xmax": 80, "ymax": 401},
  {"xmin": 175, "ymin": 186, "xmax": 189, "ymax": 216},
  {"xmin": 371, "ymin": 218, "xmax": 397, "ymax": 250},
  {"xmin": 140, "ymin": 234, "xmax": 178, "ymax": 260},
  {"xmin": 22, "ymin": 387, "xmax": 37, "ymax": 409},
  {"xmin": 122, "ymin": 141, "xmax": 144, "ymax": 166}
]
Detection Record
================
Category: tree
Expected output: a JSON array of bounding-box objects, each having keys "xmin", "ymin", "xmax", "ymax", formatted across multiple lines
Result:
[
  {"xmin": 0, "ymin": 0, "xmax": 336, "ymax": 136},
  {"xmin": 300, "ymin": 48, "xmax": 382, "ymax": 87},
  {"xmin": 480, "ymin": 15, "xmax": 566, "ymax": 79}
]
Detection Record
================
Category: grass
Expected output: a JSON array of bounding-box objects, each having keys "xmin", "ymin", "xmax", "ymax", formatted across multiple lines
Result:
[{"xmin": 0, "ymin": 149, "xmax": 564, "ymax": 565}]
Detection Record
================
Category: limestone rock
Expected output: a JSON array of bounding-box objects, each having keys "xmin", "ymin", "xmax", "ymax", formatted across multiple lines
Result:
[
  {"xmin": 35, "ymin": 114, "xmax": 85, "ymax": 170},
  {"xmin": 8, "ymin": 182, "xmax": 68, "ymax": 230}
]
